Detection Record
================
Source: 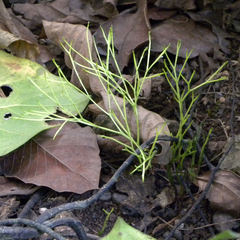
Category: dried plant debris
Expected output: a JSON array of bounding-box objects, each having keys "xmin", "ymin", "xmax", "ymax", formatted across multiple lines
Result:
[
  {"xmin": 195, "ymin": 170, "xmax": 240, "ymax": 216},
  {"xmin": 220, "ymin": 135, "xmax": 240, "ymax": 174},
  {"xmin": 42, "ymin": 20, "xmax": 102, "ymax": 92},
  {"xmin": 94, "ymin": 0, "xmax": 150, "ymax": 70},
  {"xmin": 89, "ymin": 92, "xmax": 171, "ymax": 165}
]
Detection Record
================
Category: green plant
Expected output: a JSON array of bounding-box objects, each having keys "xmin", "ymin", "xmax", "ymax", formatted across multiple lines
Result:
[
  {"xmin": 101, "ymin": 217, "xmax": 156, "ymax": 240},
  {"xmin": 46, "ymin": 28, "xmax": 170, "ymax": 180},
  {"xmin": 16, "ymin": 28, "xmax": 227, "ymax": 181},
  {"xmin": 98, "ymin": 208, "xmax": 114, "ymax": 236},
  {"xmin": 13, "ymin": 27, "xmax": 169, "ymax": 180},
  {"xmin": 163, "ymin": 41, "xmax": 227, "ymax": 178},
  {"xmin": 208, "ymin": 230, "xmax": 240, "ymax": 240}
]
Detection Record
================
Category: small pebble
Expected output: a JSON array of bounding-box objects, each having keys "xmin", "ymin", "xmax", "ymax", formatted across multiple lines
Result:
[
  {"xmin": 219, "ymin": 97, "xmax": 226, "ymax": 103},
  {"xmin": 112, "ymin": 193, "xmax": 128, "ymax": 204},
  {"xmin": 163, "ymin": 231, "xmax": 170, "ymax": 238},
  {"xmin": 173, "ymin": 229, "xmax": 183, "ymax": 240},
  {"xmin": 213, "ymin": 211, "xmax": 240, "ymax": 232},
  {"xmin": 99, "ymin": 191, "xmax": 112, "ymax": 201}
]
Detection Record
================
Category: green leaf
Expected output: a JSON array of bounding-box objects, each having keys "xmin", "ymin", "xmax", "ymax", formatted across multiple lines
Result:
[
  {"xmin": 102, "ymin": 217, "xmax": 156, "ymax": 240},
  {"xmin": 208, "ymin": 230, "xmax": 240, "ymax": 240},
  {"xmin": 0, "ymin": 50, "xmax": 88, "ymax": 156}
]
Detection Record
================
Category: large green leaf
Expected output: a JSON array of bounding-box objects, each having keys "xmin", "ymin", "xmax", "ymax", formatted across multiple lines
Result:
[
  {"xmin": 102, "ymin": 217, "xmax": 156, "ymax": 240},
  {"xmin": 0, "ymin": 50, "xmax": 88, "ymax": 156},
  {"xmin": 208, "ymin": 230, "xmax": 240, "ymax": 240}
]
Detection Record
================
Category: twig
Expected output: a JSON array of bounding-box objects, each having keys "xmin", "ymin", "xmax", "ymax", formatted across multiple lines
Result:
[
  {"xmin": 44, "ymin": 217, "xmax": 88, "ymax": 240},
  {"xmin": 18, "ymin": 187, "xmax": 49, "ymax": 219},
  {"xmin": 0, "ymin": 218, "xmax": 65, "ymax": 240},
  {"xmin": 0, "ymin": 226, "xmax": 39, "ymax": 239}
]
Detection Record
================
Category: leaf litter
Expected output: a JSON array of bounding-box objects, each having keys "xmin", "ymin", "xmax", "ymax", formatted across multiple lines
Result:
[
  {"xmin": 0, "ymin": 0, "xmax": 240, "ymax": 239},
  {"xmin": 0, "ymin": 122, "xmax": 101, "ymax": 194}
]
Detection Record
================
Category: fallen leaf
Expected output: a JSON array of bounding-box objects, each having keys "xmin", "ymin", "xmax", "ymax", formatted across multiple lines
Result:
[
  {"xmin": 151, "ymin": 15, "xmax": 220, "ymax": 58},
  {"xmin": 219, "ymin": 135, "xmax": 240, "ymax": 175},
  {"xmin": 148, "ymin": 6, "xmax": 177, "ymax": 21},
  {"xmin": 90, "ymin": 0, "xmax": 118, "ymax": 18},
  {"xmin": 42, "ymin": 20, "xmax": 103, "ymax": 94},
  {"xmin": 186, "ymin": 11, "xmax": 232, "ymax": 55},
  {"xmin": 94, "ymin": 0, "xmax": 150, "ymax": 70},
  {"xmin": 0, "ymin": 5, "xmax": 43, "ymax": 63},
  {"xmin": 195, "ymin": 170, "xmax": 240, "ymax": 216},
  {"xmin": 13, "ymin": 0, "xmax": 69, "ymax": 30},
  {"xmin": 0, "ymin": 196, "xmax": 19, "ymax": 220},
  {"xmin": 13, "ymin": 0, "xmax": 111, "ymax": 28},
  {"xmin": 0, "ymin": 122, "xmax": 101, "ymax": 194},
  {"xmin": 0, "ymin": 50, "xmax": 89, "ymax": 156},
  {"xmin": 89, "ymin": 92, "xmax": 171, "ymax": 165},
  {"xmin": 97, "ymin": 135, "xmax": 132, "ymax": 155},
  {"xmin": 99, "ymin": 92, "xmax": 169, "ymax": 142},
  {"xmin": 154, "ymin": 186, "xmax": 176, "ymax": 208},
  {"xmin": 102, "ymin": 217, "xmax": 156, "ymax": 240},
  {"xmin": 154, "ymin": 0, "xmax": 196, "ymax": 10},
  {"xmin": 0, "ymin": 176, "xmax": 38, "ymax": 197}
]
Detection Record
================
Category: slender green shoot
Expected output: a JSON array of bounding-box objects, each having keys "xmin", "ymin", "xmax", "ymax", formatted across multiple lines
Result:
[
  {"xmin": 163, "ymin": 40, "xmax": 228, "ymax": 178},
  {"xmin": 98, "ymin": 208, "xmax": 114, "ymax": 236}
]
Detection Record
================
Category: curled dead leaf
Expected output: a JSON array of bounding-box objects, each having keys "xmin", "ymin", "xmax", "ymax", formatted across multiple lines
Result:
[
  {"xmin": 89, "ymin": 92, "xmax": 171, "ymax": 165},
  {"xmin": 220, "ymin": 135, "xmax": 240, "ymax": 174},
  {"xmin": 194, "ymin": 170, "xmax": 240, "ymax": 216},
  {"xmin": 0, "ymin": 176, "xmax": 39, "ymax": 197},
  {"xmin": 42, "ymin": 21, "xmax": 104, "ymax": 95},
  {"xmin": 97, "ymin": 135, "xmax": 132, "ymax": 155},
  {"xmin": 0, "ymin": 7, "xmax": 45, "ymax": 63},
  {"xmin": 154, "ymin": 0, "xmax": 196, "ymax": 10},
  {"xmin": 94, "ymin": 0, "xmax": 150, "ymax": 70},
  {"xmin": 151, "ymin": 16, "xmax": 220, "ymax": 58}
]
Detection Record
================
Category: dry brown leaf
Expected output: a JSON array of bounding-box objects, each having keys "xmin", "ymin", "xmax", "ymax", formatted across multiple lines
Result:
[
  {"xmin": 154, "ymin": 0, "xmax": 196, "ymax": 10},
  {"xmin": 0, "ymin": 10, "xmax": 41, "ymax": 63},
  {"xmin": 186, "ymin": 11, "xmax": 232, "ymax": 55},
  {"xmin": 0, "ymin": 196, "xmax": 19, "ymax": 220},
  {"xmin": 0, "ymin": 5, "xmax": 53, "ymax": 64},
  {"xmin": 97, "ymin": 135, "xmax": 132, "ymax": 154},
  {"xmin": 220, "ymin": 135, "xmax": 240, "ymax": 174},
  {"xmin": 94, "ymin": 0, "xmax": 150, "ymax": 70},
  {"xmin": 13, "ymin": 0, "xmax": 114, "ymax": 28},
  {"xmin": 0, "ymin": 176, "xmax": 39, "ymax": 197},
  {"xmin": 208, "ymin": 140, "xmax": 226, "ymax": 152},
  {"xmin": 195, "ymin": 170, "xmax": 240, "ymax": 216},
  {"xmin": 155, "ymin": 186, "xmax": 176, "ymax": 208},
  {"xmin": 60, "ymin": 0, "xmax": 105, "ymax": 24},
  {"xmin": 0, "ymin": 122, "xmax": 101, "ymax": 194},
  {"xmin": 89, "ymin": 92, "xmax": 171, "ymax": 165},
  {"xmin": 151, "ymin": 15, "xmax": 220, "ymax": 58},
  {"xmin": 148, "ymin": 6, "xmax": 177, "ymax": 21},
  {"xmin": 42, "ymin": 20, "xmax": 103, "ymax": 95},
  {"xmin": 91, "ymin": 0, "xmax": 118, "ymax": 18},
  {"xmin": 13, "ymin": 0, "xmax": 69, "ymax": 30}
]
